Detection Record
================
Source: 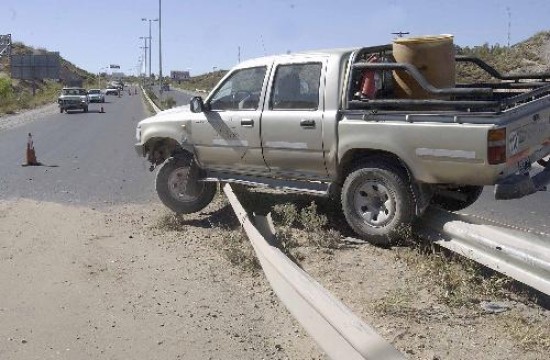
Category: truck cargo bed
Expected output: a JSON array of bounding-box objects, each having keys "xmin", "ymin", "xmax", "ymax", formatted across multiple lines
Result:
[{"xmin": 345, "ymin": 45, "xmax": 550, "ymax": 113}]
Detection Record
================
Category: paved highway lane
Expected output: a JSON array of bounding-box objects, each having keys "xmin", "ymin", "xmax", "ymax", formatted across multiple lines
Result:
[
  {"xmin": 0, "ymin": 89, "xmax": 156, "ymax": 206},
  {"xmin": 152, "ymin": 85, "xmax": 197, "ymax": 107},
  {"xmin": 459, "ymin": 177, "xmax": 550, "ymax": 236}
]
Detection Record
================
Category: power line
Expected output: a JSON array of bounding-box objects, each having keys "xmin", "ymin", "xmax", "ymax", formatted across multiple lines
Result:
[{"xmin": 506, "ymin": 7, "xmax": 512, "ymax": 47}]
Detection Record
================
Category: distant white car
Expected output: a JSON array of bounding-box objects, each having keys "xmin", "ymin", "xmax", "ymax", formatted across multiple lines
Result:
[
  {"xmin": 105, "ymin": 86, "xmax": 120, "ymax": 96},
  {"xmin": 87, "ymin": 89, "xmax": 105, "ymax": 103}
]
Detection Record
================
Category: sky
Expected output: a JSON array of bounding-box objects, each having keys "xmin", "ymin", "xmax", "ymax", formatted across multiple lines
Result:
[{"xmin": 1, "ymin": 0, "xmax": 549, "ymax": 77}]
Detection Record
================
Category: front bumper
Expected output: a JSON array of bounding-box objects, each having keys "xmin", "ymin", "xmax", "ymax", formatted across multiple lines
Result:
[{"xmin": 135, "ymin": 143, "xmax": 145, "ymax": 157}]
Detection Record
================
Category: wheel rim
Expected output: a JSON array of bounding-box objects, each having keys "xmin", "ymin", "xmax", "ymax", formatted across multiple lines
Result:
[
  {"xmin": 352, "ymin": 181, "xmax": 395, "ymax": 227},
  {"xmin": 167, "ymin": 166, "xmax": 204, "ymax": 202}
]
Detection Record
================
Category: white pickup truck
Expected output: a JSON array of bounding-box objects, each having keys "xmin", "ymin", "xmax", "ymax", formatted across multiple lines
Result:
[{"xmin": 135, "ymin": 43, "xmax": 550, "ymax": 245}]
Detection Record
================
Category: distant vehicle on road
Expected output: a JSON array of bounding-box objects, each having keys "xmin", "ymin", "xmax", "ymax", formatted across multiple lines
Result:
[
  {"xmin": 105, "ymin": 85, "xmax": 120, "ymax": 96},
  {"xmin": 161, "ymin": 83, "xmax": 170, "ymax": 91},
  {"xmin": 58, "ymin": 87, "xmax": 89, "ymax": 113},
  {"xmin": 87, "ymin": 89, "xmax": 105, "ymax": 103},
  {"xmin": 109, "ymin": 80, "xmax": 124, "ymax": 91}
]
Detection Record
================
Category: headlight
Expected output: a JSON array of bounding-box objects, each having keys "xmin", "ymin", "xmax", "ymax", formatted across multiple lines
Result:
[{"xmin": 136, "ymin": 126, "xmax": 141, "ymax": 142}]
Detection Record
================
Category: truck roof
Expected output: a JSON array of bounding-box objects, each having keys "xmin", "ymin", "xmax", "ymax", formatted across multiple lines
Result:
[{"xmin": 234, "ymin": 47, "xmax": 360, "ymax": 70}]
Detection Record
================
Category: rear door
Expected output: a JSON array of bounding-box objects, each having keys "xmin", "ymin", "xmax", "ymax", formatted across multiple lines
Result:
[{"xmin": 260, "ymin": 58, "xmax": 328, "ymax": 179}]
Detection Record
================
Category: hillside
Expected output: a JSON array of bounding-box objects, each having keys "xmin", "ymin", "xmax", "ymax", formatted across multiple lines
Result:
[
  {"xmin": 456, "ymin": 31, "xmax": 550, "ymax": 82},
  {"xmin": 172, "ymin": 69, "xmax": 228, "ymax": 93},
  {"xmin": 0, "ymin": 41, "xmax": 94, "ymax": 115}
]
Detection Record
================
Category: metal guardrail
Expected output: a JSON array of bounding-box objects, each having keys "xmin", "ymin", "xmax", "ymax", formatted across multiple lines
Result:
[
  {"xmin": 223, "ymin": 184, "xmax": 405, "ymax": 360},
  {"xmin": 224, "ymin": 183, "xmax": 549, "ymax": 358},
  {"xmin": 140, "ymin": 85, "xmax": 162, "ymax": 113},
  {"xmin": 418, "ymin": 207, "xmax": 550, "ymax": 296}
]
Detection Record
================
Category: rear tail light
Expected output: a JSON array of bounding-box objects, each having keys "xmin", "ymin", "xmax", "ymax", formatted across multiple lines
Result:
[{"xmin": 488, "ymin": 128, "xmax": 506, "ymax": 165}]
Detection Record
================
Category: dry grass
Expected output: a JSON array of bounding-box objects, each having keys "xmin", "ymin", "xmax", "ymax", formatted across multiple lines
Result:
[
  {"xmin": 218, "ymin": 229, "xmax": 261, "ymax": 273},
  {"xmin": 395, "ymin": 243, "xmax": 514, "ymax": 306},
  {"xmin": 497, "ymin": 313, "xmax": 550, "ymax": 352}
]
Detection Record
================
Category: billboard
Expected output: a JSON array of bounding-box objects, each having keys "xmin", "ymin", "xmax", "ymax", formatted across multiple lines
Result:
[
  {"xmin": 111, "ymin": 72, "xmax": 125, "ymax": 79},
  {"xmin": 11, "ymin": 53, "xmax": 61, "ymax": 80},
  {"xmin": 0, "ymin": 34, "xmax": 11, "ymax": 57},
  {"xmin": 171, "ymin": 70, "xmax": 190, "ymax": 81}
]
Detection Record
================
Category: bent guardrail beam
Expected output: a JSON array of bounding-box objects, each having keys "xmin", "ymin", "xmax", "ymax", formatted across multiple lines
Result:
[
  {"xmin": 418, "ymin": 207, "xmax": 550, "ymax": 296},
  {"xmin": 223, "ymin": 184, "xmax": 405, "ymax": 360},
  {"xmin": 141, "ymin": 85, "xmax": 162, "ymax": 113}
]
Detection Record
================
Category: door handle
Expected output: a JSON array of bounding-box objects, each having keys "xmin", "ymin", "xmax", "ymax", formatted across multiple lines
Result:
[
  {"xmin": 241, "ymin": 118, "xmax": 254, "ymax": 127},
  {"xmin": 300, "ymin": 119, "xmax": 316, "ymax": 128}
]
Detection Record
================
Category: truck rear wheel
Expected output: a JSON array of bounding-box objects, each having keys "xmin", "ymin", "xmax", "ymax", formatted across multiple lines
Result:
[
  {"xmin": 431, "ymin": 185, "xmax": 484, "ymax": 211},
  {"xmin": 341, "ymin": 160, "xmax": 416, "ymax": 246},
  {"xmin": 155, "ymin": 156, "xmax": 217, "ymax": 214}
]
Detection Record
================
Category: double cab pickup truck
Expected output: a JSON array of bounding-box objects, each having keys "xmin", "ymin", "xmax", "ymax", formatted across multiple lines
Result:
[
  {"xmin": 135, "ymin": 43, "xmax": 550, "ymax": 245},
  {"xmin": 58, "ymin": 87, "xmax": 89, "ymax": 113}
]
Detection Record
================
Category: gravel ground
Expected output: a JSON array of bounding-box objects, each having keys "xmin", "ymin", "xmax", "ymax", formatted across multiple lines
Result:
[{"xmin": 0, "ymin": 103, "xmax": 58, "ymax": 132}]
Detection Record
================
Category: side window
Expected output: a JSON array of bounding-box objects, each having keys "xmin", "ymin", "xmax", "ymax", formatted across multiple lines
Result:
[
  {"xmin": 209, "ymin": 66, "xmax": 267, "ymax": 111},
  {"xmin": 270, "ymin": 63, "xmax": 322, "ymax": 110}
]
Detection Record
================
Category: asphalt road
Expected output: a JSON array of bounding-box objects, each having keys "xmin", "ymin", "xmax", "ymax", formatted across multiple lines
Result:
[
  {"xmin": 152, "ymin": 85, "xmax": 197, "ymax": 107},
  {"xmin": 459, "ymin": 181, "xmax": 549, "ymax": 235},
  {"xmin": 0, "ymin": 89, "xmax": 548, "ymax": 234},
  {"xmin": 0, "ymin": 88, "xmax": 156, "ymax": 207}
]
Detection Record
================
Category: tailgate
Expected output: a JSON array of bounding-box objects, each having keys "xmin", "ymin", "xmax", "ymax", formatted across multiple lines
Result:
[
  {"xmin": 494, "ymin": 99, "xmax": 550, "ymax": 200},
  {"xmin": 504, "ymin": 102, "xmax": 550, "ymax": 172}
]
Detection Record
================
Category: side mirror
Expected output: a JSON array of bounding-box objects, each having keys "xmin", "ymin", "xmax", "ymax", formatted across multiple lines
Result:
[{"xmin": 190, "ymin": 96, "xmax": 205, "ymax": 113}]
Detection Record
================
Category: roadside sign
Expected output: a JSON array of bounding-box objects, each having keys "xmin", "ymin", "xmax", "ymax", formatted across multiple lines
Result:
[
  {"xmin": 11, "ymin": 53, "xmax": 61, "ymax": 80},
  {"xmin": 0, "ymin": 34, "xmax": 11, "ymax": 57}
]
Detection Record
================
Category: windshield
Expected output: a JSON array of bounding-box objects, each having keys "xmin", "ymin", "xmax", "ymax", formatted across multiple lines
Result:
[
  {"xmin": 62, "ymin": 88, "xmax": 86, "ymax": 95},
  {"xmin": 88, "ymin": 89, "xmax": 100, "ymax": 94}
]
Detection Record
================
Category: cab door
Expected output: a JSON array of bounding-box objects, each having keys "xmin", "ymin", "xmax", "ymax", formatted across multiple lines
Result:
[
  {"xmin": 260, "ymin": 58, "xmax": 328, "ymax": 179},
  {"xmin": 190, "ymin": 66, "xmax": 269, "ymax": 174}
]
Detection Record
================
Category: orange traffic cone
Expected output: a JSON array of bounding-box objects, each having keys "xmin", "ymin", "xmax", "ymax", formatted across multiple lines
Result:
[{"xmin": 24, "ymin": 133, "xmax": 40, "ymax": 166}]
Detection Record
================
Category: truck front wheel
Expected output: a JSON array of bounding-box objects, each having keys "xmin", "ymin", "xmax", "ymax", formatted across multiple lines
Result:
[
  {"xmin": 155, "ymin": 156, "xmax": 217, "ymax": 214},
  {"xmin": 341, "ymin": 160, "xmax": 416, "ymax": 246}
]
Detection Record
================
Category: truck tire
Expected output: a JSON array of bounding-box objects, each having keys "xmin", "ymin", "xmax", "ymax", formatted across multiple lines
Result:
[
  {"xmin": 431, "ymin": 185, "xmax": 483, "ymax": 211},
  {"xmin": 59, "ymin": 108, "xmax": 63, "ymax": 113},
  {"xmin": 84, "ymin": 106, "xmax": 88, "ymax": 113},
  {"xmin": 341, "ymin": 160, "xmax": 416, "ymax": 246},
  {"xmin": 155, "ymin": 156, "xmax": 216, "ymax": 214}
]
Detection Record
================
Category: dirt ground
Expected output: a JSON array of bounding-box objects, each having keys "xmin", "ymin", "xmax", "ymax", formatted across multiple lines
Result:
[
  {"xmin": 0, "ymin": 198, "xmax": 321, "ymax": 360},
  {"xmin": 0, "ymin": 194, "xmax": 549, "ymax": 360}
]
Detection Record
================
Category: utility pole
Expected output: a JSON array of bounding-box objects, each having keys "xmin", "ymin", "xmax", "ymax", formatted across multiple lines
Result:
[
  {"xmin": 158, "ymin": 0, "xmax": 163, "ymax": 95},
  {"xmin": 507, "ymin": 7, "xmax": 512, "ymax": 47},
  {"xmin": 142, "ymin": 17, "xmax": 158, "ymax": 78},
  {"xmin": 139, "ymin": 37, "xmax": 148, "ymax": 79}
]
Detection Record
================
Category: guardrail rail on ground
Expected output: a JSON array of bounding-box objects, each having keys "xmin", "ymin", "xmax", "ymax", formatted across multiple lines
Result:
[
  {"xmin": 418, "ymin": 207, "xmax": 550, "ymax": 296},
  {"xmin": 223, "ymin": 184, "xmax": 405, "ymax": 360}
]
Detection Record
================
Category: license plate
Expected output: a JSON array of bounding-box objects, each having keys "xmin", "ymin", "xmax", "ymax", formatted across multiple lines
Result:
[{"xmin": 518, "ymin": 157, "xmax": 530, "ymax": 172}]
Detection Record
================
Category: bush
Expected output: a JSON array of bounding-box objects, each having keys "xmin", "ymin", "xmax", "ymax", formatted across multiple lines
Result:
[{"xmin": 0, "ymin": 77, "xmax": 13, "ymax": 101}]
